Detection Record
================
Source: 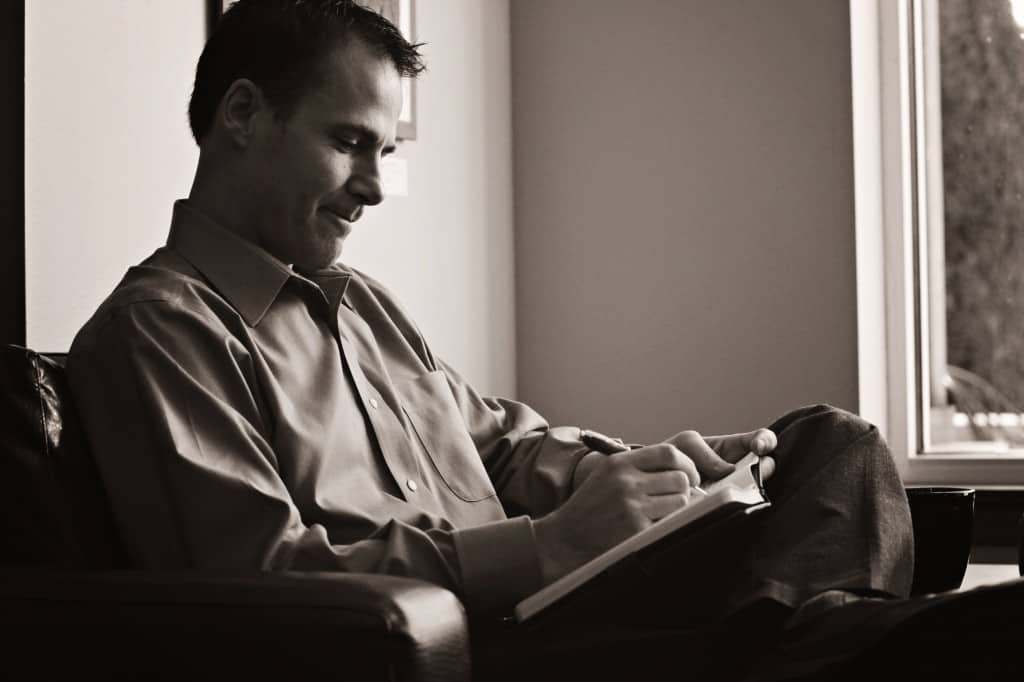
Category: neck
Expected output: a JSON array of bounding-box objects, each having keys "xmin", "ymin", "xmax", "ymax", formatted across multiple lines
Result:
[{"xmin": 187, "ymin": 151, "xmax": 260, "ymax": 246}]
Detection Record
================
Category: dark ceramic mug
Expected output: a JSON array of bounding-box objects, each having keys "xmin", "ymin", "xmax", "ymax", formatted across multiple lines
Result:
[
  {"xmin": 906, "ymin": 486, "xmax": 975, "ymax": 595},
  {"xmin": 1018, "ymin": 512, "xmax": 1024, "ymax": 577}
]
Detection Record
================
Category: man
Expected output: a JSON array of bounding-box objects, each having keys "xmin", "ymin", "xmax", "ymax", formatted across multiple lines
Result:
[{"xmin": 68, "ymin": 0, "xmax": 914, "ymax": 678}]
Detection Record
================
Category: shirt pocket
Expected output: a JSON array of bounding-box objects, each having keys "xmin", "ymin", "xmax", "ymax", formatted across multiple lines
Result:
[{"xmin": 398, "ymin": 370, "xmax": 497, "ymax": 503}]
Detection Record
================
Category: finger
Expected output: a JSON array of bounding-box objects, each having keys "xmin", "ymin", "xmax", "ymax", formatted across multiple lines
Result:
[
  {"xmin": 666, "ymin": 430, "xmax": 733, "ymax": 480},
  {"xmin": 748, "ymin": 428, "xmax": 778, "ymax": 455},
  {"xmin": 712, "ymin": 428, "xmax": 774, "ymax": 458},
  {"xmin": 641, "ymin": 492, "xmax": 690, "ymax": 521},
  {"xmin": 707, "ymin": 428, "xmax": 778, "ymax": 461},
  {"xmin": 627, "ymin": 444, "xmax": 701, "ymax": 487},
  {"xmin": 638, "ymin": 469, "xmax": 691, "ymax": 496},
  {"xmin": 759, "ymin": 455, "xmax": 777, "ymax": 482}
]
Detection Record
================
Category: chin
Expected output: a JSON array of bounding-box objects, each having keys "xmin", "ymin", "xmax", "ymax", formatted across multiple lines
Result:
[
  {"xmin": 306, "ymin": 243, "xmax": 345, "ymax": 270},
  {"xmin": 326, "ymin": 241, "xmax": 345, "ymax": 265}
]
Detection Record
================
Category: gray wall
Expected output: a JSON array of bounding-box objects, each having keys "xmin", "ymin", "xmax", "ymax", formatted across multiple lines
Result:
[{"xmin": 511, "ymin": 0, "xmax": 858, "ymax": 440}]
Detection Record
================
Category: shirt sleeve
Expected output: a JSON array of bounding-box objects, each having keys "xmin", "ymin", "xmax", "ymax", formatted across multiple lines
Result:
[
  {"xmin": 437, "ymin": 357, "xmax": 596, "ymax": 517},
  {"xmin": 67, "ymin": 297, "xmax": 539, "ymax": 615}
]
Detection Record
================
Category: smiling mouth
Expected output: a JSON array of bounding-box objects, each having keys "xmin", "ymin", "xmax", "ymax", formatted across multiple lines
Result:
[{"xmin": 322, "ymin": 209, "xmax": 355, "ymax": 235}]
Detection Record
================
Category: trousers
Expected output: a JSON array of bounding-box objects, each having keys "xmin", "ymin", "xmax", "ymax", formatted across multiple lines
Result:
[{"xmin": 472, "ymin": 404, "xmax": 916, "ymax": 681}]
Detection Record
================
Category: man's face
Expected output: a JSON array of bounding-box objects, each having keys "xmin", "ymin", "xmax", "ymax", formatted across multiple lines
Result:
[{"xmin": 244, "ymin": 38, "xmax": 402, "ymax": 270}]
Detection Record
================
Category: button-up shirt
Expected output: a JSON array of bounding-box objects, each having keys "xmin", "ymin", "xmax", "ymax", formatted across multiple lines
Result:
[{"xmin": 68, "ymin": 201, "xmax": 593, "ymax": 614}]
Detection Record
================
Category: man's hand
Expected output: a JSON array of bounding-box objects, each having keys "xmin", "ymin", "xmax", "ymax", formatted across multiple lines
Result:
[
  {"xmin": 573, "ymin": 427, "xmax": 778, "ymax": 490},
  {"xmin": 662, "ymin": 427, "xmax": 778, "ymax": 478},
  {"xmin": 702, "ymin": 427, "xmax": 777, "ymax": 463},
  {"xmin": 547, "ymin": 427, "xmax": 780, "ymax": 584},
  {"xmin": 698, "ymin": 427, "xmax": 778, "ymax": 483},
  {"xmin": 535, "ymin": 443, "xmax": 701, "ymax": 584}
]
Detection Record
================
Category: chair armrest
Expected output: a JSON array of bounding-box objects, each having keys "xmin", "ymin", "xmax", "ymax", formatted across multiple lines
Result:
[{"xmin": 0, "ymin": 569, "xmax": 470, "ymax": 682}]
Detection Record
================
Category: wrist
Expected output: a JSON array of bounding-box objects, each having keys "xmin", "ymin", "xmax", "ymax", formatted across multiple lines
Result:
[{"xmin": 533, "ymin": 513, "xmax": 574, "ymax": 585}]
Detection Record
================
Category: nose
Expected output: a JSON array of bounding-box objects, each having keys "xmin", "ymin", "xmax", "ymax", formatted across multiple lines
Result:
[{"xmin": 346, "ymin": 155, "xmax": 385, "ymax": 207}]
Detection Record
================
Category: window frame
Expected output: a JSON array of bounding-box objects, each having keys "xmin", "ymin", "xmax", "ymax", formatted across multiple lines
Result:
[{"xmin": 851, "ymin": 0, "xmax": 1024, "ymax": 488}]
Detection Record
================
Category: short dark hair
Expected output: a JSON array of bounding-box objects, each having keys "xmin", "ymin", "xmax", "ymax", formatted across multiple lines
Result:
[{"xmin": 188, "ymin": 0, "xmax": 425, "ymax": 143}]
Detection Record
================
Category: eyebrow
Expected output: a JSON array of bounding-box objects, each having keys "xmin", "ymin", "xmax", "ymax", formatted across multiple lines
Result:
[{"xmin": 330, "ymin": 123, "xmax": 397, "ymax": 155}]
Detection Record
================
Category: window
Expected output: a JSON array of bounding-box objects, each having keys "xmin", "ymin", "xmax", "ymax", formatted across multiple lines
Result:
[{"xmin": 853, "ymin": 0, "xmax": 1024, "ymax": 484}]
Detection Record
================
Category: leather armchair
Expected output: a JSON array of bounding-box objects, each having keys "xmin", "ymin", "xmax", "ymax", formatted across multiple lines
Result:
[
  {"xmin": 0, "ymin": 344, "xmax": 470, "ymax": 681},
  {"xmin": 10, "ymin": 343, "xmax": 1024, "ymax": 680}
]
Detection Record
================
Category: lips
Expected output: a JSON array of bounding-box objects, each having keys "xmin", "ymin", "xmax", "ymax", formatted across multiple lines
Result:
[
  {"xmin": 322, "ymin": 207, "xmax": 357, "ymax": 236},
  {"xmin": 324, "ymin": 206, "xmax": 360, "ymax": 223}
]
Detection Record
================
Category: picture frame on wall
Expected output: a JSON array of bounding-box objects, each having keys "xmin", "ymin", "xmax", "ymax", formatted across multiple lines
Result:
[{"xmin": 210, "ymin": 0, "xmax": 417, "ymax": 140}]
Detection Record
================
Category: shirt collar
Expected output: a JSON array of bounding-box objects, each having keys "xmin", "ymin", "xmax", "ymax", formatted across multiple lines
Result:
[
  {"xmin": 167, "ymin": 200, "xmax": 352, "ymax": 326},
  {"xmin": 299, "ymin": 267, "xmax": 355, "ymax": 314}
]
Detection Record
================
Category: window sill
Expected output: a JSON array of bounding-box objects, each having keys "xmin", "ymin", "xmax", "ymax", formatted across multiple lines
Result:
[{"xmin": 960, "ymin": 562, "xmax": 1019, "ymax": 590}]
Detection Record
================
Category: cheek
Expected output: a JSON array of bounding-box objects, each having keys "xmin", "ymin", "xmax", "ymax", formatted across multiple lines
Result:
[
  {"xmin": 310, "ymin": 148, "xmax": 351, "ymax": 186},
  {"xmin": 296, "ymin": 155, "xmax": 351, "ymax": 210},
  {"xmin": 269, "ymin": 139, "xmax": 345, "ymax": 191}
]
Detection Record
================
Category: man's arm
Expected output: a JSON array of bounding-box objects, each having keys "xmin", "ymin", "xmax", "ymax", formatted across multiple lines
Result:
[
  {"xmin": 435, "ymin": 357, "xmax": 776, "ymax": 514},
  {"xmin": 68, "ymin": 299, "xmax": 540, "ymax": 615},
  {"xmin": 434, "ymin": 357, "xmax": 600, "ymax": 516},
  {"xmin": 432, "ymin": 359, "xmax": 783, "ymax": 584}
]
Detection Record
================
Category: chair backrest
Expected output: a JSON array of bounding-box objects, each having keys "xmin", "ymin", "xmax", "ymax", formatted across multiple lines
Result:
[{"xmin": 0, "ymin": 344, "xmax": 128, "ymax": 569}]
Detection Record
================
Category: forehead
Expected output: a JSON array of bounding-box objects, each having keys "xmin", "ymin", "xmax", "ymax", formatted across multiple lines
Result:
[{"xmin": 293, "ymin": 38, "xmax": 403, "ymax": 131}]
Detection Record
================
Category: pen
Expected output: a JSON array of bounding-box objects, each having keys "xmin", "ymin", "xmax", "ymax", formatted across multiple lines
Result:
[{"xmin": 579, "ymin": 429, "xmax": 707, "ymax": 497}]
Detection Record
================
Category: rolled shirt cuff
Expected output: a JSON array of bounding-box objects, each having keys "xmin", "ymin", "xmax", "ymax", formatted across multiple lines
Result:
[{"xmin": 453, "ymin": 515, "xmax": 543, "ymax": 615}]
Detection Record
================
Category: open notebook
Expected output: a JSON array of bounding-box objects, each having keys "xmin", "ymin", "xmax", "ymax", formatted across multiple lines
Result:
[{"xmin": 513, "ymin": 452, "xmax": 770, "ymax": 623}]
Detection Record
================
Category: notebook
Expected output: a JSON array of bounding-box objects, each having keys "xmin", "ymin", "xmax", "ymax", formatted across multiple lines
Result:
[{"xmin": 513, "ymin": 452, "xmax": 770, "ymax": 623}]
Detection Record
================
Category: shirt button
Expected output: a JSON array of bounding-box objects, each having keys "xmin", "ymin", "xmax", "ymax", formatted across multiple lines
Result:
[
  {"xmin": 406, "ymin": 479, "xmax": 418, "ymax": 492},
  {"xmin": 369, "ymin": 397, "xmax": 379, "ymax": 409}
]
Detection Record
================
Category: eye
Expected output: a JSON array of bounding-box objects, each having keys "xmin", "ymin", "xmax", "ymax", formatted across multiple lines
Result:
[{"xmin": 331, "ymin": 136, "xmax": 359, "ymax": 153}]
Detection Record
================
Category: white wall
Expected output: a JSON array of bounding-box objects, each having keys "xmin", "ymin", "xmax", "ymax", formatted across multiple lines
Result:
[
  {"xmin": 343, "ymin": 0, "xmax": 516, "ymax": 397},
  {"xmin": 25, "ymin": 0, "xmax": 517, "ymax": 398},
  {"xmin": 511, "ymin": 0, "xmax": 860, "ymax": 440},
  {"xmin": 25, "ymin": 0, "xmax": 204, "ymax": 352}
]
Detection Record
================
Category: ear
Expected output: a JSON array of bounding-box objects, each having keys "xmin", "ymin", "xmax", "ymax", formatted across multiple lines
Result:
[{"xmin": 219, "ymin": 78, "xmax": 269, "ymax": 148}]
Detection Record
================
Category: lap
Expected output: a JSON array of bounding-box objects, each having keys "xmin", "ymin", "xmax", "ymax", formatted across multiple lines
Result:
[
  {"xmin": 477, "ymin": 580, "xmax": 1024, "ymax": 682},
  {"xmin": 474, "ymin": 404, "xmax": 917, "ymax": 680},
  {"xmin": 748, "ymin": 403, "xmax": 914, "ymax": 604}
]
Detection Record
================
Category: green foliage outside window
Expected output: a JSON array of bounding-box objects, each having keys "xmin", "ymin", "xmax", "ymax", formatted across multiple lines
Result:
[{"xmin": 941, "ymin": 0, "xmax": 1024, "ymax": 417}]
